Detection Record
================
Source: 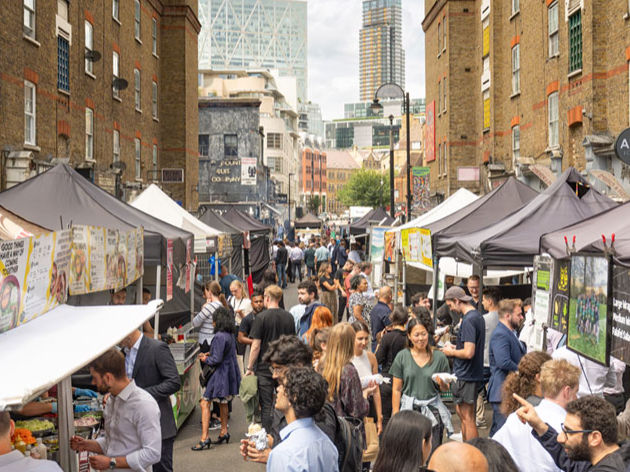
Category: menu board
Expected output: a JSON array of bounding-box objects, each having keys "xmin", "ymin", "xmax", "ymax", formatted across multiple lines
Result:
[{"xmin": 401, "ymin": 228, "xmax": 432, "ymax": 267}]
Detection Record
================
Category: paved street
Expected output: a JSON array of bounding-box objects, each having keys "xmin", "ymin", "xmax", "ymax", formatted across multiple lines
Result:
[{"xmin": 173, "ymin": 281, "xmax": 299, "ymax": 472}]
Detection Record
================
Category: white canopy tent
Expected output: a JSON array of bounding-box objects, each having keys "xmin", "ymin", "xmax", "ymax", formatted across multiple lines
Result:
[
  {"xmin": 131, "ymin": 184, "xmax": 221, "ymax": 252},
  {"xmin": 0, "ymin": 300, "xmax": 163, "ymax": 471}
]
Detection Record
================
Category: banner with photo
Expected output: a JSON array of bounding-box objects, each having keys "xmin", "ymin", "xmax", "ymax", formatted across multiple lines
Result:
[
  {"xmin": 0, "ymin": 230, "xmax": 71, "ymax": 334},
  {"xmin": 384, "ymin": 231, "xmax": 396, "ymax": 263},
  {"xmin": 400, "ymin": 228, "xmax": 432, "ymax": 267},
  {"xmin": 411, "ymin": 167, "xmax": 431, "ymax": 213},
  {"xmin": 370, "ymin": 227, "xmax": 391, "ymax": 264}
]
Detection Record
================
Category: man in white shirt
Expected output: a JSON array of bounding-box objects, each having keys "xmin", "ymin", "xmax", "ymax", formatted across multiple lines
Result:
[
  {"xmin": 358, "ymin": 262, "xmax": 375, "ymax": 299},
  {"xmin": 493, "ymin": 359, "xmax": 580, "ymax": 472},
  {"xmin": 0, "ymin": 412, "xmax": 62, "ymax": 471},
  {"xmin": 71, "ymin": 349, "xmax": 162, "ymax": 471},
  {"xmin": 552, "ymin": 346, "xmax": 609, "ymax": 397}
]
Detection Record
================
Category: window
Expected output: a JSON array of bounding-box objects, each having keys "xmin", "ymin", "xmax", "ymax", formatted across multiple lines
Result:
[
  {"xmin": 57, "ymin": 36, "xmax": 69, "ymax": 92},
  {"xmin": 134, "ymin": 68, "xmax": 141, "ymax": 110},
  {"xmin": 512, "ymin": 44, "xmax": 520, "ymax": 94},
  {"xmin": 443, "ymin": 16, "xmax": 446, "ymax": 52},
  {"xmin": 135, "ymin": 138, "xmax": 141, "ymax": 179},
  {"xmin": 548, "ymin": 92, "xmax": 559, "ymax": 146},
  {"xmin": 112, "ymin": 0, "xmax": 119, "ymax": 21},
  {"xmin": 512, "ymin": 0, "xmax": 519, "ymax": 15},
  {"xmin": 152, "ymin": 144, "xmax": 158, "ymax": 172},
  {"xmin": 512, "ymin": 125, "xmax": 520, "ymax": 162},
  {"xmin": 548, "ymin": 2, "xmax": 559, "ymax": 57},
  {"xmin": 58, "ymin": 0, "xmax": 68, "ymax": 20},
  {"xmin": 224, "ymin": 134, "xmax": 238, "ymax": 157},
  {"xmin": 437, "ymin": 22, "xmax": 441, "ymax": 53},
  {"xmin": 152, "ymin": 18, "xmax": 157, "ymax": 55},
  {"xmin": 438, "ymin": 144, "xmax": 442, "ymax": 175},
  {"xmin": 443, "ymin": 77, "xmax": 447, "ymax": 112},
  {"xmin": 443, "ymin": 145, "xmax": 448, "ymax": 175},
  {"xmin": 85, "ymin": 21, "xmax": 93, "ymax": 74},
  {"xmin": 482, "ymin": 19, "xmax": 490, "ymax": 57},
  {"xmin": 85, "ymin": 108, "xmax": 94, "ymax": 160},
  {"xmin": 24, "ymin": 0, "xmax": 35, "ymax": 39},
  {"xmin": 198, "ymin": 134, "xmax": 209, "ymax": 157},
  {"xmin": 134, "ymin": 0, "xmax": 141, "ymax": 41},
  {"xmin": 483, "ymin": 90, "xmax": 490, "ymax": 131},
  {"xmin": 272, "ymin": 156, "xmax": 283, "ymax": 173},
  {"xmin": 24, "ymin": 81, "xmax": 36, "ymax": 145},
  {"xmin": 267, "ymin": 133, "xmax": 283, "ymax": 149},
  {"xmin": 152, "ymin": 81, "xmax": 158, "ymax": 119},
  {"xmin": 113, "ymin": 129, "xmax": 120, "ymax": 162},
  {"xmin": 113, "ymin": 52, "xmax": 120, "ymax": 98},
  {"xmin": 569, "ymin": 10, "xmax": 582, "ymax": 73},
  {"xmin": 438, "ymin": 80, "xmax": 441, "ymax": 115}
]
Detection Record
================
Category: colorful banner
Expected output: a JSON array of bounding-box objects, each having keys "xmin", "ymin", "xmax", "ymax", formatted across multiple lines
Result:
[
  {"xmin": 370, "ymin": 227, "xmax": 391, "ymax": 264},
  {"xmin": 412, "ymin": 167, "xmax": 431, "ymax": 213},
  {"xmin": 549, "ymin": 258, "xmax": 570, "ymax": 334},
  {"xmin": 167, "ymin": 239, "xmax": 173, "ymax": 302},
  {"xmin": 384, "ymin": 231, "xmax": 396, "ymax": 263},
  {"xmin": 425, "ymin": 101, "xmax": 436, "ymax": 163},
  {"xmin": 400, "ymin": 228, "xmax": 432, "ymax": 267}
]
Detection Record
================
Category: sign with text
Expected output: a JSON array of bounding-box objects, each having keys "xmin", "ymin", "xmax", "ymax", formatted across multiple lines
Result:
[
  {"xmin": 611, "ymin": 266, "xmax": 630, "ymax": 364},
  {"xmin": 401, "ymin": 228, "xmax": 432, "ymax": 267},
  {"xmin": 241, "ymin": 157, "xmax": 257, "ymax": 186},
  {"xmin": 549, "ymin": 258, "xmax": 570, "ymax": 334}
]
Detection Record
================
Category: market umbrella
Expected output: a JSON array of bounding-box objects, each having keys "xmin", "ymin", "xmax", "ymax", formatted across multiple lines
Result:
[
  {"xmin": 295, "ymin": 213, "xmax": 322, "ymax": 229},
  {"xmin": 0, "ymin": 164, "xmax": 193, "ymax": 265},
  {"xmin": 440, "ymin": 168, "xmax": 616, "ymax": 267}
]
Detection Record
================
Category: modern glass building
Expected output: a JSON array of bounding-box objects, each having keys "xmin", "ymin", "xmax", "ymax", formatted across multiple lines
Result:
[
  {"xmin": 198, "ymin": 0, "xmax": 308, "ymax": 103},
  {"xmin": 360, "ymin": 0, "xmax": 405, "ymax": 102}
]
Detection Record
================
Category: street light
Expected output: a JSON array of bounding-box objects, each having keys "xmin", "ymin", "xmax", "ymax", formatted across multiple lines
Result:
[
  {"xmin": 371, "ymin": 83, "xmax": 412, "ymax": 221},
  {"xmin": 288, "ymin": 172, "xmax": 295, "ymax": 241}
]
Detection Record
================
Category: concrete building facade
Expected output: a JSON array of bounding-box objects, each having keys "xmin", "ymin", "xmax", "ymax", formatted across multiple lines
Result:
[
  {"xmin": 0, "ymin": 0, "xmax": 201, "ymax": 209},
  {"xmin": 423, "ymin": 0, "xmax": 630, "ymax": 200},
  {"xmin": 326, "ymin": 150, "xmax": 360, "ymax": 216}
]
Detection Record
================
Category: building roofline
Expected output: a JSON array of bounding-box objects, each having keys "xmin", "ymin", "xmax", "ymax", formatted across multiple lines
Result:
[{"xmin": 198, "ymin": 97, "xmax": 262, "ymax": 108}]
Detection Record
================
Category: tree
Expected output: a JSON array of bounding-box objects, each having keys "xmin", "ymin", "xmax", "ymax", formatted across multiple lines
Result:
[
  {"xmin": 338, "ymin": 169, "xmax": 390, "ymax": 208},
  {"xmin": 307, "ymin": 195, "xmax": 321, "ymax": 214}
]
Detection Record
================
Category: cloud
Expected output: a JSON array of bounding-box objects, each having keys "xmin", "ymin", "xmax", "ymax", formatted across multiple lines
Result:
[{"xmin": 308, "ymin": 0, "xmax": 425, "ymax": 122}]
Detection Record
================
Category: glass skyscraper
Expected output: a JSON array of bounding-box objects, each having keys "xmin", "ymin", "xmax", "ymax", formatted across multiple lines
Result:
[
  {"xmin": 198, "ymin": 0, "xmax": 308, "ymax": 103},
  {"xmin": 359, "ymin": 0, "xmax": 405, "ymax": 101}
]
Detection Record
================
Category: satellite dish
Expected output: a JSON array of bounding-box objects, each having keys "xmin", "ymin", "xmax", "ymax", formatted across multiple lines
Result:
[
  {"xmin": 110, "ymin": 161, "xmax": 127, "ymax": 172},
  {"xmin": 112, "ymin": 78, "xmax": 128, "ymax": 91},
  {"xmin": 85, "ymin": 50, "xmax": 102, "ymax": 62}
]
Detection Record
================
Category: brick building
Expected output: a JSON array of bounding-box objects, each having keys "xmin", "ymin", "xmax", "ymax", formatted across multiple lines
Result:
[
  {"xmin": 299, "ymin": 134, "xmax": 327, "ymax": 214},
  {"xmin": 326, "ymin": 150, "xmax": 360, "ymax": 216},
  {"xmin": 0, "ymin": 0, "xmax": 200, "ymax": 209},
  {"xmin": 423, "ymin": 0, "xmax": 630, "ymax": 199}
]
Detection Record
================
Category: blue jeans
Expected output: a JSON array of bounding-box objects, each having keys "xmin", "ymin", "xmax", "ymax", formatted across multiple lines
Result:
[
  {"xmin": 306, "ymin": 265, "xmax": 315, "ymax": 277},
  {"xmin": 490, "ymin": 402, "xmax": 506, "ymax": 436},
  {"xmin": 292, "ymin": 261, "xmax": 302, "ymax": 282},
  {"xmin": 277, "ymin": 264, "xmax": 287, "ymax": 288}
]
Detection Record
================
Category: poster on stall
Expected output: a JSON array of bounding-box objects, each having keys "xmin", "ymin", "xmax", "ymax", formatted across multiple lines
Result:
[
  {"xmin": 567, "ymin": 254, "xmax": 611, "ymax": 367},
  {"xmin": 88, "ymin": 227, "xmax": 107, "ymax": 293},
  {"xmin": 125, "ymin": 229, "xmax": 137, "ymax": 287},
  {"xmin": 105, "ymin": 229, "xmax": 119, "ymax": 290},
  {"xmin": 135, "ymin": 227, "xmax": 144, "ymax": 282},
  {"xmin": 167, "ymin": 239, "xmax": 173, "ymax": 301},
  {"xmin": 611, "ymin": 265, "xmax": 630, "ymax": 364},
  {"xmin": 370, "ymin": 227, "xmax": 391, "ymax": 264},
  {"xmin": 384, "ymin": 231, "xmax": 396, "ymax": 263},
  {"xmin": 69, "ymin": 226, "xmax": 89, "ymax": 295},
  {"xmin": 531, "ymin": 255, "xmax": 553, "ymax": 351},
  {"xmin": 549, "ymin": 258, "xmax": 570, "ymax": 334},
  {"xmin": 185, "ymin": 239, "xmax": 192, "ymax": 293},
  {"xmin": 400, "ymin": 228, "xmax": 432, "ymax": 267}
]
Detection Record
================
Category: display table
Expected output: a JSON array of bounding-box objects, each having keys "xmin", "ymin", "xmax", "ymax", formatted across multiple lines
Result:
[{"xmin": 172, "ymin": 345, "xmax": 201, "ymax": 429}]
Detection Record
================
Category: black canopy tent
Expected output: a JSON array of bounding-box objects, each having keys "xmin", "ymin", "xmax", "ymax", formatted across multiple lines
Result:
[
  {"xmin": 349, "ymin": 207, "xmax": 395, "ymax": 236},
  {"xmin": 439, "ymin": 168, "xmax": 616, "ymax": 268},
  {"xmin": 223, "ymin": 207, "xmax": 271, "ymax": 283},
  {"xmin": 0, "ymin": 164, "xmax": 192, "ymax": 266},
  {"xmin": 295, "ymin": 213, "xmax": 322, "ymax": 229},
  {"xmin": 198, "ymin": 207, "xmax": 245, "ymax": 279},
  {"xmin": 541, "ymin": 200, "xmax": 630, "ymax": 265}
]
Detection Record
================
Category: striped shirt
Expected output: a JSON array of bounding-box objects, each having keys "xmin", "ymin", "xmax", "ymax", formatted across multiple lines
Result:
[{"xmin": 193, "ymin": 301, "xmax": 222, "ymax": 346}]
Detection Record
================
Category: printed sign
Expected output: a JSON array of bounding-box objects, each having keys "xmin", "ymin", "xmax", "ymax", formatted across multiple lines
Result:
[
  {"xmin": 411, "ymin": 167, "xmax": 430, "ymax": 213},
  {"xmin": 167, "ymin": 239, "xmax": 173, "ymax": 301},
  {"xmin": 401, "ymin": 228, "xmax": 432, "ymax": 267},
  {"xmin": 531, "ymin": 256, "xmax": 553, "ymax": 351},
  {"xmin": 370, "ymin": 227, "xmax": 391, "ymax": 263},
  {"xmin": 384, "ymin": 231, "xmax": 396, "ymax": 263},
  {"xmin": 241, "ymin": 157, "xmax": 257, "ymax": 186},
  {"xmin": 549, "ymin": 258, "xmax": 570, "ymax": 334},
  {"xmin": 611, "ymin": 266, "xmax": 630, "ymax": 364}
]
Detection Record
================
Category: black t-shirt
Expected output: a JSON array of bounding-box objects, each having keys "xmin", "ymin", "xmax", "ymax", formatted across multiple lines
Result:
[
  {"xmin": 249, "ymin": 308, "xmax": 295, "ymax": 371},
  {"xmin": 276, "ymin": 247, "xmax": 288, "ymax": 265},
  {"xmin": 334, "ymin": 269, "xmax": 346, "ymax": 294},
  {"xmin": 239, "ymin": 312, "xmax": 256, "ymax": 337},
  {"xmin": 320, "ymin": 275, "xmax": 335, "ymax": 292},
  {"xmin": 375, "ymin": 329, "xmax": 408, "ymax": 374},
  {"xmin": 453, "ymin": 309, "xmax": 486, "ymax": 382}
]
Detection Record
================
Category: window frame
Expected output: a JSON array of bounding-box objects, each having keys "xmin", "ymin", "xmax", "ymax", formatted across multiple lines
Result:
[
  {"xmin": 152, "ymin": 144, "xmax": 158, "ymax": 172},
  {"xmin": 198, "ymin": 134, "xmax": 209, "ymax": 157},
  {"xmin": 568, "ymin": 9, "xmax": 582, "ymax": 73},
  {"xmin": 443, "ymin": 77, "xmax": 447, "ymax": 113},
  {"xmin": 224, "ymin": 134, "xmax": 238, "ymax": 157},
  {"xmin": 24, "ymin": 0, "xmax": 36, "ymax": 39},
  {"xmin": 152, "ymin": 18, "xmax": 157, "ymax": 56},
  {"xmin": 512, "ymin": 44, "xmax": 520, "ymax": 95},
  {"xmin": 548, "ymin": 2, "xmax": 559, "ymax": 57},
  {"xmin": 152, "ymin": 81, "xmax": 158, "ymax": 119},
  {"xmin": 113, "ymin": 129, "xmax": 120, "ymax": 163},
  {"xmin": 135, "ymin": 138, "xmax": 142, "ymax": 179},
  {"xmin": 134, "ymin": 0, "xmax": 141, "ymax": 42},
  {"xmin": 57, "ymin": 35, "xmax": 70, "ymax": 92},
  {"xmin": 548, "ymin": 92, "xmax": 559, "ymax": 147},
  {"xmin": 112, "ymin": 0, "xmax": 120, "ymax": 21},
  {"xmin": 85, "ymin": 20, "xmax": 94, "ymax": 75},
  {"xmin": 438, "ymin": 80, "xmax": 441, "ymax": 116},
  {"xmin": 437, "ymin": 22, "xmax": 441, "ymax": 55},
  {"xmin": 442, "ymin": 16, "xmax": 446, "ymax": 52},
  {"xmin": 512, "ymin": 0, "xmax": 520, "ymax": 16},
  {"xmin": 512, "ymin": 125, "xmax": 520, "ymax": 163},
  {"xmin": 134, "ymin": 68, "xmax": 141, "ymax": 111},
  {"xmin": 85, "ymin": 107, "xmax": 94, "ymax": 161},
  {"xmin": 113, "ymin": 51, "xmax": 120, "ymax": 99},
  {"xmin": 24, "ymin": 81, "xmax": 36, "ymax": 146}
]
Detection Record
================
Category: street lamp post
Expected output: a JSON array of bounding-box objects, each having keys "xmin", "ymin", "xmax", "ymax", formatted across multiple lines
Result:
[
  {"xmin": 288, "ymin": 172, "xmax": 294, "ymax": 241},
  {"xmin": 371, "ymin": 84, "xmax": 412, "ymax": 222},
  {"xmin": 388, "ymin": 115, "xmax": 395, "ymax": 218}
]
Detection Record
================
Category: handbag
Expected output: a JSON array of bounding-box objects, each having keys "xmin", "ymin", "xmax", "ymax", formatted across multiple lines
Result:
[
  {"xmin": 362, "ymin": 417, "xmax": 379, "ymax": 462},
  {"xmin": 199, "ymin": 363, "xmax": 216, "ymax": 388}
]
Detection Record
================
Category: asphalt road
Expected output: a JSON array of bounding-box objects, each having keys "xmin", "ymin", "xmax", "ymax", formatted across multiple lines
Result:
[{"xmin": 173, "ymin": 281, "xmax": 299, "ymax": 472}]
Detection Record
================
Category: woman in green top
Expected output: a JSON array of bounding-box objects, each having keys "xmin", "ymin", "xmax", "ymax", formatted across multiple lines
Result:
[{"xmin": 390, "ymin": 312, "xmax": 452, "ymax": 450}]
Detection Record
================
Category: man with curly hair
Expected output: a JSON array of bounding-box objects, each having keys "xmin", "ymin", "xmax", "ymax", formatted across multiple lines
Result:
[{"xmin": 267, "ymin": 367, "xmax": 339, "ymax": 472}]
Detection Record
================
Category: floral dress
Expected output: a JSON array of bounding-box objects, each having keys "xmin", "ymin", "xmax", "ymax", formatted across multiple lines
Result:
[{"xmin": 348, "ymin": 292, "xmax": 376, "ymax": 333}]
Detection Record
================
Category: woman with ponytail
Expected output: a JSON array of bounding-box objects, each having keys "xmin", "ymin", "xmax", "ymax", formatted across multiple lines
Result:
[{"xmin": 193, "ymin": 280, "xmax": 229, "ymax": 353}]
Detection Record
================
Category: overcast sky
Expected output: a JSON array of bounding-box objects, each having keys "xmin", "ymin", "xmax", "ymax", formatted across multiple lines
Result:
[{"xmin": 308, "ymin": 0, "xmax": 425, "ymax": 121}]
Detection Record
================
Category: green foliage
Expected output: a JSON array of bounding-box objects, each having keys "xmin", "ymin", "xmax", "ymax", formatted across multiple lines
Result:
[
  {"xmin": 307, "ymin": 195, "xmax": 322, "ymax": 214},
  {"xmin": 337, "ymin": 169, "xmax": 390, "ymax": 208}
]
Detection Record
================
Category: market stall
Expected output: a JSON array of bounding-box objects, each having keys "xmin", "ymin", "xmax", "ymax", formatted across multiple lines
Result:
[
  {"xmin": 0, "ymin": 300, "xmax": 163, "ymax": 472},
  {"xmin": 348, "ymin": 207, "xmax": 395, "ymax": 236},
  {"xmin": 0, "ymin": 204, "xmax": 48, "ymax": 240},
  {"xmin": 198, "ymin": 207, "xmax": 246, "ymax": 280},
  {"xmin": 295, "ymin": 213, "xmax": 323, "ymax": 230}
]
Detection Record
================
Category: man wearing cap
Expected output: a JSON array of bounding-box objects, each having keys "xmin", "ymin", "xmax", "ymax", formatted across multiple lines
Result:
[{"xmin": 442, "ymin": 286, "xmax": 486, "ymax": 442}]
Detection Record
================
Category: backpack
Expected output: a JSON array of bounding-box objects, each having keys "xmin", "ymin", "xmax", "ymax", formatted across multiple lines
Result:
[{"xmin": 336, "ymin": 416, "xmax": 363, "ymax": 472}]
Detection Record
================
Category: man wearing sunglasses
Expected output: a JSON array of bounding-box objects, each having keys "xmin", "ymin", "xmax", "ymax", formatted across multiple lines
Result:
[{"xmin": 514, "ymin": 394, "xmax": 630, "ymax": 471}]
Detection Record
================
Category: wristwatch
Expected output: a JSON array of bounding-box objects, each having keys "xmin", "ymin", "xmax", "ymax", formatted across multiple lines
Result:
[{"xmin": 109, "ymin": 457, "xmax": 116, "ymax": 469}]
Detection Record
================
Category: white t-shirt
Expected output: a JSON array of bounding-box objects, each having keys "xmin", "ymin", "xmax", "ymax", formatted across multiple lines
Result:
[
  {"xmin": 0, "ymin": 451, "xmax": 63, "ymax": 472},
  {"xmin": 552, "ymin": 346, "xmax": 608, "ymax": 397},
  {"xmin": 482, "ymin": 310, "xmax": 499, "ymax": 368}
]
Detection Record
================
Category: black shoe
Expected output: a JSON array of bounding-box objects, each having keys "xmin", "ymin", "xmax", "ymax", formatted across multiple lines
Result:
[
  {"xmin": 191, "ymin": 439, "xmax": 211, "ymax": 451},
  {"xmin": 215, "ymin": 433, "xmax": 230, "ymax": 444}
]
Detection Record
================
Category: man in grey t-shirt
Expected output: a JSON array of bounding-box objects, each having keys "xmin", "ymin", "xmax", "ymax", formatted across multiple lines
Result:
[{"xmin": 476, "ymin": 287, "xmax": 500, "ymax": 429}]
